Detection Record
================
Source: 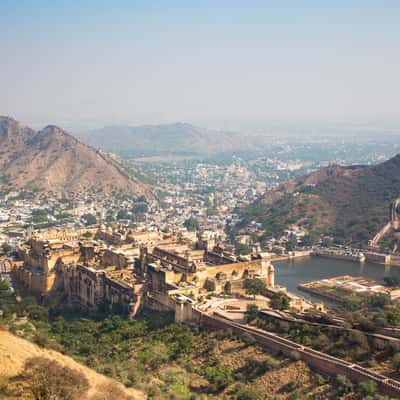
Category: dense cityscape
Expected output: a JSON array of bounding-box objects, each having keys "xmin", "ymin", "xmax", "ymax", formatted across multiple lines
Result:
[{"xmin": 1, "ymin": 136, "xmax": 400, "ymax": 399}]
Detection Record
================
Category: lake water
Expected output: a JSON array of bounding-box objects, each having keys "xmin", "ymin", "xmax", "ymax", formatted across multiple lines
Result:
[{"xmin": 274, "ymin": 256, "xmax": 400, "ymax": 302}]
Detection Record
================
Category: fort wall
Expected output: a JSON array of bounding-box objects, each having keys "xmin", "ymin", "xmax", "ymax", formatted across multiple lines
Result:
[{"xmin": 200, "ymin": 313, "xmax": 400, "ymax": 398}]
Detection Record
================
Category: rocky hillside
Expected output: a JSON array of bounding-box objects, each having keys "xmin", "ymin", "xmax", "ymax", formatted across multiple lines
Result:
[
  {"xmin": 0, "ymin": 117, "xmax": 152, "ymax": 197},
  {"xmin": 78, "ymin": 122, "xmax": 258, "ymax": 157},
  {"xmin": 240, "ymin": 155, "xmax": 400, "ymax": 244}
]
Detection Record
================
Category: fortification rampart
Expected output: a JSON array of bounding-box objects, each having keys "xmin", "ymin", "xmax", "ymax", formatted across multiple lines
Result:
[
  {"xmin": 259, "ymin": 310, "xmax": 400, "ymax": 345},
  {"xmin": 200, "ymin": 313, "xmax": 400, "ymax": 398}
]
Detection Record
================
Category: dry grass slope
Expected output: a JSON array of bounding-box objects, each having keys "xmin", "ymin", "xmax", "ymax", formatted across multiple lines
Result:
[{"xmin": 0, "ymin": 330, "xmax": 146, "ymax": 400}]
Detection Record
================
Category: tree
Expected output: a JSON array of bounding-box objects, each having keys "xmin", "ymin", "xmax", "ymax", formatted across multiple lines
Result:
[
  {"xmin": 235, "ymin": 385, "xmax": 264, "ymax": 400},
  {"xmin": 387, "ymin": 309, "xmax": 400, "ymax": 325},
  {"xmin": 243, "ymin": 278, "xmax": 267, "ymax": 299},
  {"xmin": 183, "ymin": 217, "xmax": 199, "ymax": 232},
  {"xmin": 137, "ymin": 341, "xmax": 169, "ymax": 370},
  {"xmin": 203, "ymin": 365, "xmax": 234, "ymax": 392},
  {"xmin": 132, "ymin": 203, "xmax": 148, "ymax": 214},
  {"xmin": 270, "ymin": 291, "xmax": 290, "ymax": 310},
  {"xmin": 336, "ymin": 374, "xmax": 353, "ymax": 395},
  {"xmin": 27, "ymin": 304, "xmax": 48, "ymax": 321},
  {"xmin": 117, "ymin": 210, "xmax": 130, "ymax": 220},
  {"xmin": 343, "ymin": 296, "xmax": 363, "ymax": 311},
  {"xmin": 239, "ymin": 356, "xmax": 279, "ymax": 380},
  {"xmin": 357, "ymin": 380, "xmax": 377, "ymax": 396},
  {"xmin": 384, "ymin": 276, "xmax": 400, "ymax": 287},
  {"xmin": 301, "ymin": 232, "xmax": 319, "ymax": 247},
  {"xmin": 81, "ymin": 213, "xmax": 97, "ymax": 226},
  {"xmin": 347, "ymin": 330, "xmax": 369, "ymax": 355},
  {"xmin": 235, "ymin": 243, "xmax": 251, "ymax": 256},
  {"xmin": 21, "ymin": 356, "xmax": 89, "ymax": 400},
  {"xmin": 30, "ymin": 209, "xmax": 49, "ymax": 224},
  {"xmin": 1, "ymin": 243, "xmax": 11, "ymax": 254},
  {"xmin": 366, "ymin": 293, "xmax": 391, "ymax": 309},
  {"xmin": 245, "ymin": 304, "xmax": 259, "ymax": 323},
  {"xmin": 285, "ymin": 236, "xmax": 297, "ymax": 251}
]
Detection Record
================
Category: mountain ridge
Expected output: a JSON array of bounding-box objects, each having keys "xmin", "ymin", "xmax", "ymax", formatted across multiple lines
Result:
[
  {"xmin": 0, "ymin": 116, "xmax": 152, "ymax": 197},
  {"xmin": 77, "ymin": 122, "xmax": 261, "ymax": 157},
  {"xmin": 239, "ymin": 154, "xmax": 400, "ymax": 244}
]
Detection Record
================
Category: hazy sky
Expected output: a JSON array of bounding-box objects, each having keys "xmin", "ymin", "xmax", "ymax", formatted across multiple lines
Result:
[{"xmin": 1, "ymin": 1, "xmax": 400, "ymax": 130}]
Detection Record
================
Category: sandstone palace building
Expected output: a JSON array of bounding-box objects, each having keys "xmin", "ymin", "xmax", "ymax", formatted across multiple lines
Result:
[{"xmin": 7, "ymin": 227, "xmax": 275, "ymax": 321}]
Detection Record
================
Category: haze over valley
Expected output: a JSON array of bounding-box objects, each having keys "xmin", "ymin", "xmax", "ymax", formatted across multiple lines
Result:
[{"xmin": 2, "ymin": 2, "xmax": 400, "ymax": 400}]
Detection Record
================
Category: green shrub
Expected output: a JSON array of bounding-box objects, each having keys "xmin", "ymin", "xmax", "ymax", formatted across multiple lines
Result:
[
  {"xmin": 203, "ymin": 365, "xmax": 234, "ymax": 392},
  {"xmin": 235, "ymin": 385, "xmax": 264, "ymax": 400},
  {"xmin": 357, "ymin": 379, "xmax": 377, "ymax": 396},
  {"xmin": 335, "ymin": 374, "xmax": 353, "ymax": 395},
  {"xmin": 245, "ymin": 304, "xmax": 259, "ymax": 323}
]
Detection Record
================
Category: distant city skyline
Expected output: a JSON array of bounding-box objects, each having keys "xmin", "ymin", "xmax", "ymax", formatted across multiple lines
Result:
[{"xmin": 1, "ymin": 1, "xmax": 400, "ymax": 132}]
